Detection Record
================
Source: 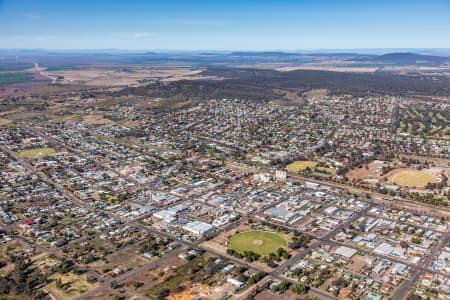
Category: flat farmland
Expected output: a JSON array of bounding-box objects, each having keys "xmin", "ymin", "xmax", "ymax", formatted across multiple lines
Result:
[{"xmin": 40, "ymin": 68, "xmax": 207, "ymax": 86}]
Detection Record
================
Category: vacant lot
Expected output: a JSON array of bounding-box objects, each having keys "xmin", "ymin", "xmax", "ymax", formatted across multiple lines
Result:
[
  {"xmin": 286, "ymin": 161, "xmax": 318, "ymax": 172},
  {"xmin": 17, "ymin": 147, "xmax": 56, "ymax": 158},
  {"xmin": 145, "ymin": 256, "xmax": 209, "ymax": 300},
  {"xmin": 387, "ymin": 169, "xmax": 437, "ymax": 188},
  {"xmin": 32, "ymin": 254, "xmax": 59, "ymax": 272},
  {"xmin": 303, "ymin": 88, "xmax": 328, "ymax": 99},
  {"xmin": 228, "ymin": 231, "xmax": 287, "ymax": 256},
  {"xmin": 83, "ymin": 114, "xmax": 115, "ymax": 126},
  {"xmin": 45, "ymin": 271, "xmax": 99, "ymax": 300},
  {"xmin": 88, "ymin": 242, "xmax": 150, "ymax": 276},
  {"xmin": 286, "ymin": 160, "xmax": 336, "ymax": 174}
]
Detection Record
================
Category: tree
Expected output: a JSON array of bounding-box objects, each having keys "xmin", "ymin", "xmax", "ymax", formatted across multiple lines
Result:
[
  {"xmin": 412, "ymin": 237, "xmax": 422, "ymax": 245},
  {"xmin": 55, "ymin": 278, "xmax": 63, "ymax": 289},
  {"xmin": 277, "ymin": 280, "xmax": 290, "ymax": 292},
  {"xmin": 406, "ymin": 294, "xmax": 421, "ymax": 300},
  {"xmin": 159, "ymin": 288, "xmax": 170, "ymax": 300},
  {"xmin": 1, "ymin": 257, "xmax": 47, "ymax": 297},
  {"xmin": 292, "ymin": 282, "xmax": 309, "ymax": 294},
  {"xmin": 0, "ymin": 277, "xmax": 10, "ymax": 294},
  {"xmin": 277, "ymin": 248, "xmax": 284, "ymax": 257}
]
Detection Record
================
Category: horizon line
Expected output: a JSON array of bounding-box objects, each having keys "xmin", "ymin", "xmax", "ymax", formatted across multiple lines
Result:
[{"xmin": 2, "ymin": 47, "xmax": 450, "ymax": 51}]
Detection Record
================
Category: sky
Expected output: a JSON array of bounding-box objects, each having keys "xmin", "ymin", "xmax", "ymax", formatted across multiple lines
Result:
[{"xmin": 1, "ymin": 0, "xmax": 450, "ymax": 50}]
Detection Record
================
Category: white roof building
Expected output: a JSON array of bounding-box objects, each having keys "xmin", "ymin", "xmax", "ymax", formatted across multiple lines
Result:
[
  {"xmin": 227, "ymin": 277, "xmax": 244, "ymax": 288},
  {"xmin": 182, "ymin": 220, "xmax": 215, "ymax": 236},
  {"xmin": 335, "ymin": 246, "xmax": 358, "ymax": 259}
]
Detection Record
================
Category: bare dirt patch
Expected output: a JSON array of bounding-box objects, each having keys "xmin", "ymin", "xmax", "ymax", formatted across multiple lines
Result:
[
  {"xmin": 345, "ymin": 160, "xmax": 388, "ymax": 184},
  {"xmin": 348, "ymin": 254, "xmax": 368, "ymax": 273},
  {"xmin": 253, "ymin": 239, "xmax": 264, "ymax": 246},
  {"xmin": 303, "ymin": 88, "xmax": 328, "ymax": 99},
  {"xmin": 83, "ymin": 114, "xmax": 115, "ymax": 126}
]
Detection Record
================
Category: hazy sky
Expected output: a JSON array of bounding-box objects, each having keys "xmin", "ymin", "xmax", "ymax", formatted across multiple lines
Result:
[{"xmin": 1, "ymin": 0, "xmax": 450, "ymax": 50}]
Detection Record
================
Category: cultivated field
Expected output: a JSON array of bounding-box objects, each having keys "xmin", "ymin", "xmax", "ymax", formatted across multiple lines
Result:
[
  {"xmin": 228, "ymin": 231, "xmax": 287, "ymax": 256},
  {"xmin": 40, "ymin": 68, "xmax": 210, "ymax": 86}
]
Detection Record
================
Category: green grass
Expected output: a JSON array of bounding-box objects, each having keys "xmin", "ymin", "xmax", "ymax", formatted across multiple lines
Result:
[
  {"xmin": 286, "ymin": 160, "xmax": 336, "ymax": 174},
  {"xmin": 418, "ymin": 122, "xmax": 425, "ymax": 133},
  {"xmin": 397, "ymin": 120, "xmax": 406, "ymax": 133},
  {"xmin": 443, "ymin": 127, "xmax": 450, "ymax": 135},
  {"xmin": 228, "ymin": 230, "xmax": 287, "ymax": 256},
  {"xmin": 316, "ymin": 166, "xmax": 337, "ymax": 174},
  {"xmin": 389, "ymin": 170, "xmax": 437, "ymax": 187},
  {"xmin": 17, "ymin": 147, "xmax": 55, "ymax": 158},
  {"xmin": 0, "ymin": 73, "xmax": 33, "ymax": 85},
  {"xmin": 286, "ymin": 161, "xmax": 318, "ymax": 172},
  {"xmin": 436, "ymin": 113, "xmax": 446, "ymax": 121},
  {"xmin": 407, "ymin": 123, "xmax": 413, "ymax": 134},
  {"xmin": 147, "ymin": 99, "xmax": 194, "ymax": 110}
]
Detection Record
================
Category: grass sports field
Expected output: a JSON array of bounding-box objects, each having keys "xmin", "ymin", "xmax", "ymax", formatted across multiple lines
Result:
[
  {"xmin": 17, "ymin": 147, "xmax": 56, "ymax": 158},
  {"xmin": 228, "ymin": 230, "xmax": 287, "ymax": 256},
  {"xmin": 286, "ymin": 160, "xmax": 336, "ymax": 174},
  {"xmin": 388, "ymin": 169, "xmax": 436, "ymax": 187}
]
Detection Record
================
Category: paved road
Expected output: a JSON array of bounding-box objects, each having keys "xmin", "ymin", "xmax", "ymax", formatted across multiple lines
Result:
[
  {"xmin": 272, "ymin": 204, "xmax": 374, "ymax": 276},
  {"xmin": 227, "ymin": 162, "xmax": 450, "ymax": 219},
  {"xmin": 392, "ymin": 231, "xmax": 450, "ymax": 300}
]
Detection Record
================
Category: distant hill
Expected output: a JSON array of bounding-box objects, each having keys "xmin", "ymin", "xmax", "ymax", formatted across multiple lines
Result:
[
  {"xmin": 229, "ymin": 51, "xmax": 359, "ymax": 58},
  {"xmin": 353, "ymin": 52, "xmax": 450, "ymax": 65},
  {"xmin": 230, "ymin": 51, "xmax": 300, "ymax": 56}
]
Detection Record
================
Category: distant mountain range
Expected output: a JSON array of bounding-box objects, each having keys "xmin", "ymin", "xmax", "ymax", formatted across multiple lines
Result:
[
  {"xmin": 185, "ymin": 51, "xmax": 450, "ymax": 66},
  {"xmin": 1, "ymin": 49, "xmax": 449, "ymax": 72},
  {"xmin": 352, "ymin": 52, "xmax": 450, "ymax": 65}
]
